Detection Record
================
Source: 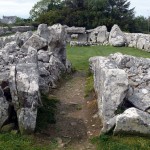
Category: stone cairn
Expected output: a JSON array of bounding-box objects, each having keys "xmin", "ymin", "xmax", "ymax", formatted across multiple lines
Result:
[
  {"xmin": 0, "ymin": 24, "xmax": 71, "ymax": 134},
  {"xmin": 89, "ymin": 53, "xmax": 150, "ymax": 136}
]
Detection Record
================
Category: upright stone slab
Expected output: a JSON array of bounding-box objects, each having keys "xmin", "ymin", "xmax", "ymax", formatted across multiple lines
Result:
[
  {"xmin": 9, "ymin": 47, "xmax": 41, "ymax": 134},
  {"xmin": 109, "ymin": 24, "xmax": 126, "ymax": 47},
  {"xmin": 89, "ymin": 56, "xmax": 128, "ymax": 133}
]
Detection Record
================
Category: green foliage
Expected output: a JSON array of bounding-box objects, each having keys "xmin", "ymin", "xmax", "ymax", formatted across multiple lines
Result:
[
  {"xmin": 30, "ymin": 0, "xmax": 136, "ymax": 31},
  {"xmin": 91, "ymin": 134, "xmax": 150, "ymax": 150},
  {"xmin": 132, "ymin": 16, "xmax": 149, "ymax": 33},
  {"xmin": 36, "ymin": 94, "xmax": 59, "ymax": 131},
  {"xmin": 0, "ymin": 133, "xmax": 57, "ymax": 150}
]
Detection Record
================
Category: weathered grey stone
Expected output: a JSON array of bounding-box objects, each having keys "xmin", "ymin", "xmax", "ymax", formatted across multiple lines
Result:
[
  {"xmin": 97, "ymin": 26, "xmax": 109, "ymax": 44},
  {"xmin": 137, "ymin": 37, "xmax": 146, "ymax": 49},
  {"xmin": 89, "ymin": 56, "xmax": 128, "ymax": 132},
  {"xmin": 0, "ymin": 87, "xmax": 9, "ymax": 128},
  {"xmin": 21, "ymin": 34, "xmax": 48, "ymax": 52},
  {"xmin": 70, "ymin": 41, "xmax": 90, "ymax": 47},
  {"xmin": 38, "ymin": 50, "xmax": 50, "ymax": 62},
  {"xmin": 66, "ymin": 27, "xmax": 86, "ymax": 34},
  {"xmin": 48, "ymin": 24, "xmax": 67, "ymax": 64},
  {"xmin": 114, "ymin": 108, "xmax": 150, "ymax": 136},
  {"xmin": 78, "ymin": 33, "xmax": 87, "ymax": 42},
  {"xmin": 0, "ymin": 23, "xmax": 69, "ymax": 134},
  {"xmin": 37, "ymin": 24, "xmax": 51, "ymax": 43},
  {"xmin": 90, "ymin": 53, "xmax": 150, "ymax": 135},
  {"xmin": 9, "ymin": 63, "xmax": 41, "ymax": 134},
  {"xmin": 109, "ymin": 24, "xmax": 126, "ymax": 47},
  {"xmin": 3, "ymin": 41, "xmax": 20, "ymax": 53},
  {"xmin": 128, "ymin": 91, "xmax": 150, "ymax": 112},
  {"xmin": 15, "ymin": 31, "xmax": 33, "ymax": 47}
]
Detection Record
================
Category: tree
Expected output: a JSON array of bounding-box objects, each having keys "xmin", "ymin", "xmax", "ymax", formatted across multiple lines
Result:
[
  {"xmin": 30, "ymin": 0, "xmax": 61, "ymax": 20},
  {"xmin": 105, "ymin": 0, "xmax": 135, "ymax": 31},
  {"xmin": 131, "ymin": 16, "xmax": 149, "ymax": 33},
  {"xmin": 30, "ymin": 0, "xmax": 136, "ymax": 31}
]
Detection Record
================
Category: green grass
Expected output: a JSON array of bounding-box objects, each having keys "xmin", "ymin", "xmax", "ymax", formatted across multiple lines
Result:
[
  {"xmin": 84, "ymin": 75, "xmax": 94, "ymax": 97},
  {"xmin": 91, "ymin": 134, "xmax": 150, "ymax": 150},
  {"xmin": 0, "ymin": 133, "xmax": 57, "ymax": 150},
  {"xmin": 67, "ymin": 45, "xmax": 150, "ymax": 150},
  {"xmin": 67, "ymin": 45, "xmax": 150, "ymax": 71}
]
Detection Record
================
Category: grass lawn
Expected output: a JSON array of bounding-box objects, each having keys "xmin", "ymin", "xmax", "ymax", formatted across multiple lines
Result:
[
  {"xmin": 67, "ymin": 45, "xmax": 150, "ymax": 71},
  {"xmin": 67, "ymin": 45, "xmax": 150, "ymax": 150}
]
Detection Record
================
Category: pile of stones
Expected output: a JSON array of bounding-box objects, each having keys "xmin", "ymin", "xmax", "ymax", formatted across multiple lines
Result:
[
  {"xmin": 0, "ymin": 24, "xmax": 71, "ymax": 134},
  {"xmin": 89, "ymin": 53, "xmax": 150, "ymax": 136}
]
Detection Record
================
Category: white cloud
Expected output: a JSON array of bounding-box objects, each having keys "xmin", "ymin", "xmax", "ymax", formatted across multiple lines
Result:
[
  {"xmin": 130, "ymin": 0, "xmax": 150, "ymax": 18},
  {"xmin": 0, "ymin": 0, "xmax": 39, "ymax": 18}
]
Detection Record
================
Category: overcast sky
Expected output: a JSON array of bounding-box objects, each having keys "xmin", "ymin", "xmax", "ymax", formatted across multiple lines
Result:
[{"xmin": 0, "ymin": 0, "xmax": 150, "ymax": 19}]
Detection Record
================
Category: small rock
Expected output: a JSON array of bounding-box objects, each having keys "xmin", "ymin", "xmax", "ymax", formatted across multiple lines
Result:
[
  {"xmin": 141, "ymin": 89, "xmax": 148, "ymax": 94},
  {"xmin": 71, "ymin": 122, "xmax": 77, "ymax": 126},
  {"xmin": 92, "ymin": 113, "xmax": 98, "ymax": 118}
]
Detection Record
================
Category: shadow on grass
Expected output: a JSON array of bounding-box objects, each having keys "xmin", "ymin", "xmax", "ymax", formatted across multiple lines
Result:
[{"xmin": 36, "ymin": 94, "xmax": 59, "ymax": 131}]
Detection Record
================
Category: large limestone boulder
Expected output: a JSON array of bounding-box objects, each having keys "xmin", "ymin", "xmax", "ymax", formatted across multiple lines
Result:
[
  {"xmin": 137, "ymin": 37, "xmax": 146, "ymax": 49},
  {"xmin": 9, "ymin": 46, "xmax": 41, "ymax": 134},
  {"xmin": 114, "ymin": 108, "xmax": 150, "ymax": 136},
  {"xmin": 21, "ymin": 34, "xmax": 48, "ymax": 52},
  {"xmin": 97, "ymin": 26, "xmax": 109, "ymax": 44},
  {"xmin": 9, "ymin": 63, "xmax": 41, "ymax": 134},
  {"xmin": 109, "ymin": 24, "xmax": 126, "ymax": 47},
  {"xmin": 48, "ymin": 24, "xmax": 67, "ymax": 65},
  {"xmin": 89, "ymin": 56, "xmax": 128, "ymax": 132},
  {"xmin": 87, "ymin": 26, "xmax": 109, "ymax": 45},
  {"xmin": 15, "ymin": 31, "xmax": 33, "ymax": 47},
  {"xmin": 78, "ymin": 33, "xmax": 87, "ymax": 42},
  {"xmin": 37, "ymin": 24, "xmax": 51, "ymax": 43}
]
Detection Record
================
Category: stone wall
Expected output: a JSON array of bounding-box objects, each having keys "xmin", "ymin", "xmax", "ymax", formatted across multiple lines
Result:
[
  {"xmin": 0, "ymin": 24, "xmax": 71, "ymax": 134},
  {"xmin": 89, "ymin": 53, "xmax": 150, "ymax": 136},
  {"xmin": 0, "ymin": 26, "xmax": 34, "ymax": 36}
]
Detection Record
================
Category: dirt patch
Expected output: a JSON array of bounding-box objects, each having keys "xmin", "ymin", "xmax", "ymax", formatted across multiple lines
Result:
[{"xmin": 43, "ymin": 71, "xmax": 102, "ymax": 149}]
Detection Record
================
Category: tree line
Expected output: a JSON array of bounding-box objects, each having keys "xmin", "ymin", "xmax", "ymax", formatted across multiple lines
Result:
[{"xmin": 28, "ymin": 0, "xmax": 149, "ymax": 33}]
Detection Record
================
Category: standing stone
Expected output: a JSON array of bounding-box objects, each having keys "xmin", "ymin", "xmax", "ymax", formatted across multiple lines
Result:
[
  {"xmin": 21, "ymin": 34, "xmax": 48, "ymax": 52},
  {"xmin": 137, "ymin": 37, "xmax": 146, "ymax": 49},
  {"xmin": 89, "ymin": 56, "xmax": 128, "ymax": 133},
  {"xmin": 48, "ymin": 24, "xmax": 67, "ymax": 65},
  {"xmin": 97, "ymin": 26, "xmax": 109, "ymax": 44},
  {"xmin": 9, "ymin": 46, "xmax": 41, "ymax": 134},
  {"xmin": 37, "ymin": 24, "xmax": 51, "ymax": 43},
  {"xmin": 109, "ymin": 24, "xmax": 126, "ymax": 47}
]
